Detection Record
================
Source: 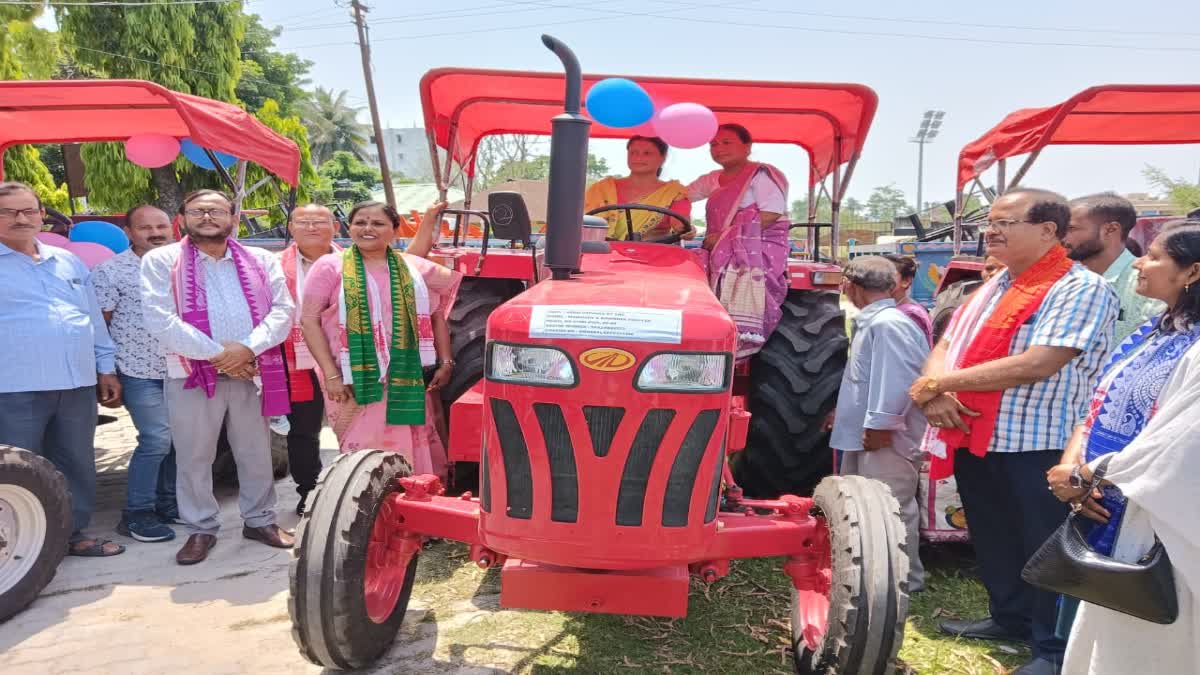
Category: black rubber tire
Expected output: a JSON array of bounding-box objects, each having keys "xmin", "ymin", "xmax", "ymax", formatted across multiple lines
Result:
[
  {"xmin": 270, "ymin": 430, "xmax": 290, "ymax": 480},
  {"xmin": 734, "ymin": 290, "xmax": 847, "ymax": 498},
  {"xmin": 0, "ymin": 445, "xmax": 72, "ymax": 623},
  {"xmin": 793, "ymin": 475, "xmax": 910, "ymax": 675},
  {"xmin": 930, "ymin": 278, "xmax": 983, "ymax": 343},
  {"xmin": 441, "ymin": 277, "xmax": 523, "ymax": 493},
  {"xmin": 289, "ymin": 449, "xmax": 417, "ymax": 670}
]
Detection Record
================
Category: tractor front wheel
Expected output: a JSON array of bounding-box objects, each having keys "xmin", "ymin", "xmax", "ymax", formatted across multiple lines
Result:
[
  {"xmin": 792, "ymin": 475, "xmax": 910, "ymax": 675},
  {"xmin": 289, "ymin": 450, "xmax": 419, "ymax": 670}
]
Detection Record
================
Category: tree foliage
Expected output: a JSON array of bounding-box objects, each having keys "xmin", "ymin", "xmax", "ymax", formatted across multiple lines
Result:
[
  {"xmin": 238, "ymin": 13, "xmax": 312, "ymax": 115},
  {"xmin": 302, "ymin": 87, "xmax": 369, "ymax": 164},
  {"xmin": 1, "ymin": 5, "xmax": 69, "ymax": 211},
  {"xmin": 865, "ymin": 183, "xmax": 912, "ymax": 222},
  {"xmin": 241, "ymin": 99, "xmax": 320, "ymax": 223},
  {"xmin": 476, "ymin": 134, "xmax": 609, "ymax": 188},
  {"xmin": 57, "ymin": 0, "xmax": 246, "ymax": 214},
  {"xmin": 317, "ymin": 150, "xmax": 380, "ymax": 204},
  {"xmin": 1144, "ymin": 165, "xmax": 1200, "ymax": 213}
]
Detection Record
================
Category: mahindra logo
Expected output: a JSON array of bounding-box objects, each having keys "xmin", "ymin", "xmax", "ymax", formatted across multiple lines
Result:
[{"xmin": 579, "ymin": 347, "xmax": 636, "ymax": 372}]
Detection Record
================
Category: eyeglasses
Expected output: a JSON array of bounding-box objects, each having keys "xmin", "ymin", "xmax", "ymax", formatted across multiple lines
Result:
[
  {"xmin": 0, "ymin": 207, "xmax": 42, "ymax": 221},
  {"xmin": 184, "ymin": 208, "xmax": 232, "ymax": 219},
  {"xmin": 292, "ymin": 219, "xmax": 331, "ymax": 229},
  {"xmin": 984, "ymin": 218, "xmax": 1042, "ymax": 231}
]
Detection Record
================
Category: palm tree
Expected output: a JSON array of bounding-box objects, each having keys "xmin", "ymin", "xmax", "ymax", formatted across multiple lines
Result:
[{"xmin": 302, "ymin": 87, "xmax": 370, "ymax": 165}]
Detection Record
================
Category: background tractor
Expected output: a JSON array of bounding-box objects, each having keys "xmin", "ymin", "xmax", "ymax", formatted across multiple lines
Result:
[{"xmin": 289, "ymin": 35, "xmax": 909, "ymax": 674}]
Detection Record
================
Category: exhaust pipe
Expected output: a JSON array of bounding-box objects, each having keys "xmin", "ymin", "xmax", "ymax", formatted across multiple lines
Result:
[{"xmin": 541, "ymin": 34, "xmax": 590, "ymax": 280}]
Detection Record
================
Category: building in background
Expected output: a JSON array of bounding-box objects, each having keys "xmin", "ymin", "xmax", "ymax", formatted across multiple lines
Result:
[
  {"xmin": 1123, "ymin": 192, "xmax": 1180, "ymax": 216},
  {"xmin": 363, "ymin": 126, "xmax": 434, "ymax": 181}
]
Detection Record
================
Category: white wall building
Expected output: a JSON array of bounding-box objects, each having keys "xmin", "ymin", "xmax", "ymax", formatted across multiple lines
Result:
[{"xmin": 363, "ymin": 126, "xmax": 434, "ymax": 180}]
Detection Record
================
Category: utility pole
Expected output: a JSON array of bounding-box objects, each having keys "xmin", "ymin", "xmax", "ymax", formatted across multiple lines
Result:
[{"xmin": 350, "ymin": 0, "xmax": 396, "ymax": 209}]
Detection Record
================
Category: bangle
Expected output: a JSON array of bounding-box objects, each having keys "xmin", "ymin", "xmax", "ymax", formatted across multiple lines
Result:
[
  {"xmin": 326, "ymin": 373, "xmax": 343, "ymax": 381},
  {"xmin": 437, "ymin": 359, "xmax": 455, "ymax": 368}
]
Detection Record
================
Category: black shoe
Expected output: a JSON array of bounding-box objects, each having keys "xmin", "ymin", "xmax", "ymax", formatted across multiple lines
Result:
[
  {"xmin": 295, "ymin": 493, "xmax": 308, "ymax": 517},
  {"xmin": 937, "ymin": 616, "xmax": 1030, "ymax": 642},
  {"xmin": 1013, "ymin": 657, "xmax": 1060, "ymax": 675}
]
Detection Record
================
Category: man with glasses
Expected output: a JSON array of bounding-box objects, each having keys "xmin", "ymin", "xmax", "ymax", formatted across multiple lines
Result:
[
  {"xmin": 141, "ymin": 189, "xmax": 295, "ymax": 565},
  {"xmin": 0, "ymin": 181, "xmax": 125, "ymax": 558},
  {"xmin": 910, "ymin": 189, "xmax": 1117, "ymax": 675},
  {"xmin": 276, "ymin": 204, "xmax": 341, "ymax": 516},
  {"xmin": 1064, "ymin": 193, "xmax": 1164, "ymax": 343}
]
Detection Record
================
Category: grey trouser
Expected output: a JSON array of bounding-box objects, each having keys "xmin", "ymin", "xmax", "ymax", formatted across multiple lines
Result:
[
  {"xmin": 165, "ymin": 377, "xmax": 276, "ymax": 535},
  {"xmin": 838, "ymin": 445, "xmax": 926, "ymax": 591}
]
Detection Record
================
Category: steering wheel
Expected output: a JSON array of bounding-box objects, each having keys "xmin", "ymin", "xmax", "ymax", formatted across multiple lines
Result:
[{"xmin": 586, "ymin": 203, "xmax": 694, "ymax": 245}]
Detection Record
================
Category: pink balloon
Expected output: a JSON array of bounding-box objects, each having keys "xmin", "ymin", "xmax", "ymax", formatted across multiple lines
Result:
[
  {"xmin": 125, "ymin": 134, "xmax": 181, "ymax": 169},
  {"xmin": 64, "ymin": 241, "xmax": 116, "ymax": 269},
  {"xmin": 653, "ymin": 102, "xmax": 719, "ymax": 149},
  {"xmin": 36, "ymin": 231, "xmax": 69, "ymax": 247}
]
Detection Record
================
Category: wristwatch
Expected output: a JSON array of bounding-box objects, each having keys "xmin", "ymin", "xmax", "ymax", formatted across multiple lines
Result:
[{"xmin": 1068, "ymin": 464, "xmax": 1085, "ymax": 489}]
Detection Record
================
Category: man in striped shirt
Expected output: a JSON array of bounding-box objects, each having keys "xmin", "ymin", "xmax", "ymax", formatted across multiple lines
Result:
[{"xmin": 911, "ymin": 188, "xmax": 1117, "ymax": 675}]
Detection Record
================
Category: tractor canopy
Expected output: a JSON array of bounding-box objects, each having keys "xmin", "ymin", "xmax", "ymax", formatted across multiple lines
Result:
[
  {"xmin": 420, "ymin": 68, "xmax": 878, "ymax": 190},
  {"xmin": 957, "ymin": 84, "xmax": 1200, "ymax": 189},
  {"xmin": 0, "ymin": 79, "xmax": 301, "ymax": 185}
]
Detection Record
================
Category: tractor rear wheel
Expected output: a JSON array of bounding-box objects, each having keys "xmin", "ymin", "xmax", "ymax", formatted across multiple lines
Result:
[
  {"xmin": 0, "ymin": 445, "xmax": 72, "ymax": 622},
  {"xmin": 792, "ymin": 475, "xmax": 910, "ymax": 675},
  {"xmin": 930, "ymin": 278, "xmax": 983, "ymax": 343},
  {"xmin": 290, "ymin": 450, "xmax": 418, "ymax": 670},
  {"xmin": 735, "ymin": 290, "xmax": 847, "ymax": 498},
  {"xmin": 442, "ymin": 277, "xmax": 523, "ymax": 492}
]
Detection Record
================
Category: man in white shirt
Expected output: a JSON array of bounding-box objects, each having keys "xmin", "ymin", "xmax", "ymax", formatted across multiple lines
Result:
[{"xmin": 141, "ymin": 190, "xmax": 295, "ymax": 565}]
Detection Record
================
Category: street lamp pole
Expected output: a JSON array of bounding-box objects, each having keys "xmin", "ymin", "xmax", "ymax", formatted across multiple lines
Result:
[{"xmin": 910, "ymin": 109, "xmax": 944, "ymax": 220}]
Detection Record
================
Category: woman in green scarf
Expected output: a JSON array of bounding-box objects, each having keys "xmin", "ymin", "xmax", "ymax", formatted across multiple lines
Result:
[{"xmin": 301, "ymin": 201, "xmax": 462, "ymax": 477}]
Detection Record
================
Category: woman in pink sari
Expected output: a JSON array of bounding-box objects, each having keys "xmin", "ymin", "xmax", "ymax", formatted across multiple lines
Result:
[
  {"xmin": 687, "ymin": 124, "xmax": 791, "ymax": 359},
  {"xmin": 300, "ymin": 201, "xmax": 462, "ymax": 479}
]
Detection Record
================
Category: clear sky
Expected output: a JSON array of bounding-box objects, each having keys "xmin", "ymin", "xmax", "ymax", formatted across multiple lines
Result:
[{"xmin": 255, "ymin": 0, "xmax": 1200, "ymax": 206}]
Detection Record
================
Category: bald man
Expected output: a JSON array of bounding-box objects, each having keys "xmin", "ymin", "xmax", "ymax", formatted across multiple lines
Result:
[{"xmin": 278, "ymin": 204, "xmax": 341, "ymax": 515}]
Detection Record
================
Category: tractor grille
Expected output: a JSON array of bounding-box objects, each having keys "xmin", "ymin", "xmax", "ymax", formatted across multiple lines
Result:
[
  {"xmin": 487, "ymin": 399, "xmax": 720, "ymax": 528},
  {"xmin": 490, "ymin": 398, "xmax": 533, "ymax": 519},
  {"xmin": 704, "ymin": 439, "xmax": 726, "ymax": 524},
  {"xmin": 480, "ymin": 432, "xmax": 491, "ymax": 513}
]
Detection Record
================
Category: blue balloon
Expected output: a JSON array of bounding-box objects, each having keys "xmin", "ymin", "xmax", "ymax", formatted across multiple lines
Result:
[
  {"xmin": 585, "ymin": 78, "xmax": 654, "ymax": 129},
  {"xmin": 69, "ymin": 220, "xmax": 129, "ymax": 254},
  {"xmin": 180, "ymin": 137, "xmax": 237, "ymax": 170}
]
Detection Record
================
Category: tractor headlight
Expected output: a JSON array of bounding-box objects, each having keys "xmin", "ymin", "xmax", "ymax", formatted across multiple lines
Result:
[
  {"xmin": 635, "ymin": 352, "xmax": 730, "ymax": 393},
  {"xmin": 811, "ymin": 271, "xmax": 844, "ymax": 286},
  {"xmin": 488, "ymin": 343, "xmax": 577, "ymax": 387}
]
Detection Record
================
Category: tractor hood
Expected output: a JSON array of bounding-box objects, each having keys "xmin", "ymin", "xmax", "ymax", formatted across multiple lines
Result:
[{"xmin": 489, "ymin": 243, "xmax": 735, "ymax": 354}]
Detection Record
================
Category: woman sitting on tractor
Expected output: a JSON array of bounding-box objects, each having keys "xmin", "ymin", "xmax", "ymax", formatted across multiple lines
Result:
[
  {"xmin": 585, "ymin": 135, "xmax": 691, "ymax": 241},
  {"xmin": 300, "ymin": 201, "xmax": 462, "ymax": 478},
  {"xmin": 687, "ymin": 123, "xmax": 791, "ymax": 359}
]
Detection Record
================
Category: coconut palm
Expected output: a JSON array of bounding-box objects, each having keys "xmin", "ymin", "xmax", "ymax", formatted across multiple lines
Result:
[{"xmin": 302, "ymin": 87, "xmax": 370, "ymax": 165}]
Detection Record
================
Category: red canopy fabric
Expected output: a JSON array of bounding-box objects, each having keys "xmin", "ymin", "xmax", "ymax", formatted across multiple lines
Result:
[
  {"xmin": 420, "ymin": 69, "xmax": 877, "ymax": 186},
  {"xmin": 0, "ymin": 79, "xmax": 301, "ymax": 185},
  {"xmin": 958, "ymin": 85, "xmax": 1200, "ymax": 188}
]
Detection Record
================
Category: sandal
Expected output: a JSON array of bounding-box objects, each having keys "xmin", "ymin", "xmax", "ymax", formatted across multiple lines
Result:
[{"xmin": 68, "ymin": 538, "xmax": 126, "ymax": 557}]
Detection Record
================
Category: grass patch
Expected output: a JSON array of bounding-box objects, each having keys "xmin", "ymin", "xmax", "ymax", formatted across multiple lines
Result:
[{"xmin": 407, "ymin": 541, "xmax": 1025, "ymax": 673}]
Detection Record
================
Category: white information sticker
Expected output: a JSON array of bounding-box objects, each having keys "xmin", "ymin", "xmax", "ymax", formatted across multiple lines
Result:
[{"xmin": 529, "ymin": 305, "xmax": 683, "ymax": 344}]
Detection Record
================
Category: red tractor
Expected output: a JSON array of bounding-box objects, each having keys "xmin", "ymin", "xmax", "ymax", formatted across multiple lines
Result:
[{"xmin": 289, "ymin": 37, "xmax": 909, "ymax": 673}]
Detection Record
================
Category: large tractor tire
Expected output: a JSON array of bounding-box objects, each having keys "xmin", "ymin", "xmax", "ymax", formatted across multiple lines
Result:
[
  {"xmin": 930, "ymin": 278, "xmax": 983, "ymax": 343},
  {"xmin": 441, "ymin": 277, "xmax": 523, "ymax": 492},
  {"xmin": 212, "ymin": 425, "xmax": 290, "ymax": 486},
  {"xmin": 792, "ymin": 475, "xmax": 910, "ymax": 675},
  {"xmin": 735, "ymin": 290, "xmax": 847, "ymax": 498},
  {"xmin": 290, "ymin": 450, "xmax": 418, "ymax": 670},
  {"xmin": 0, "ymin": 445, "xmax": 72, "ymax": 622}
]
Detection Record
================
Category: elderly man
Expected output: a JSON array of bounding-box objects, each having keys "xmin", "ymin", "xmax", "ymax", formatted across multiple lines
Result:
[
  {"xmin": 913, "ymin": 188, "xmax": 1117, "ymax": 675},
  {"xmin": 831, "ymin": 255, "xmax": 930, "ymax": 592},
  {"xmin": 142, "ymin": 189, "xmax": 295, "ymax": 565},
  {"xmin": 1064, "ymin": 192, "xmax": 1165, "ymax": 343},
  {"xmin": 278, "ymin": 204, "xmax": 341, "ymax": 516},
  {"xmin": 93, "ymin": 204, "xmax": 179, "ymax": 543},
  {"xmin": 0, "ymin": 182, "xmax": 124, "ymax": 557}
]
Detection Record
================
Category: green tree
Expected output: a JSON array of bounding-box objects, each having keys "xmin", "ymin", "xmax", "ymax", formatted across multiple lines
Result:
[
  {"xmin": 0, "ymin": 5, "xmax": 69, "ymax": 211},
  {"xmin": 1144, "ymin": 165, "xmax": 1200, "ymax": 213},
  {"xmin": 587, "ymin": 154, "xmax": 610, "ymax": 182},
  {"xmin": 303, "ymin": 87, "xmax": 369, "ymax": 164},
  {"xmin": 240, "ymin": 99, "xmax": 320, "ymax": 225},
  {"xmin": 865, "ymin": 184, "xmax": 911, "ymax": 222},
  {"xmin": 318, "ymin": 150, "xmax": 381, "ymax": 204},
  {"xmin": 237, "ymin": 13, "xmax": 312, "ymax": 115},
  {"xmin": 57, "ymin": 0, "xmax": 246, "ymax": 213}
]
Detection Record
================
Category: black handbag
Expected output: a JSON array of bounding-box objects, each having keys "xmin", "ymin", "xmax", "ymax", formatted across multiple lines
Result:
[{"xmin": 1021, "ymin": 456, "xmax": 1179, "ymax": 625}]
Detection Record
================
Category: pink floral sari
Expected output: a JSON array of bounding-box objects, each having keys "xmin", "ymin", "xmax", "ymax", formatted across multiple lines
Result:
[{"xmin": 694, "ymin": 162, "xmax": 791, "ymax": 359}]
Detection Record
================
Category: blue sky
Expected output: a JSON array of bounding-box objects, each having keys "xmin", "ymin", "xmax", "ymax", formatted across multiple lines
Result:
[{"xmin": 258, "ymin": 0, "xmax": 1200, "ymax": 206}]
